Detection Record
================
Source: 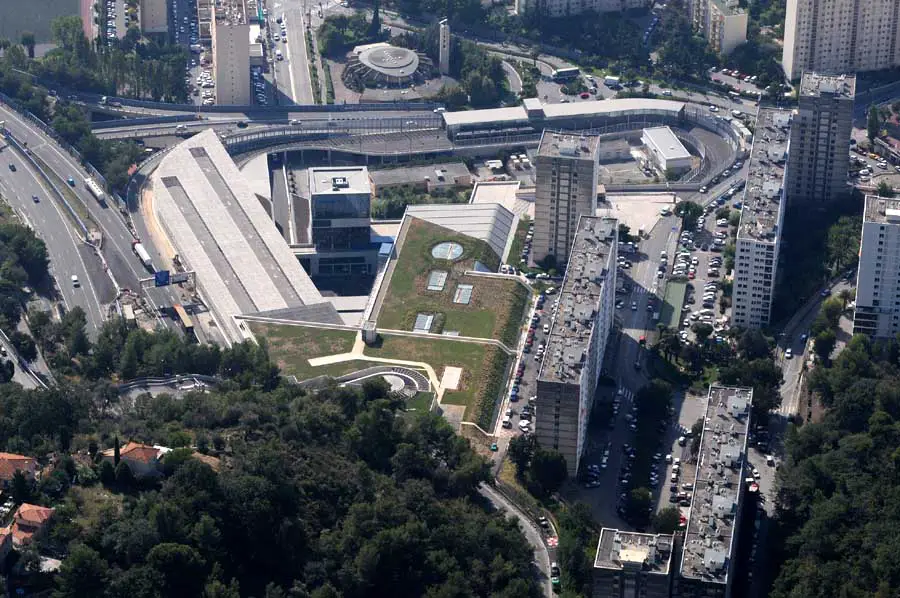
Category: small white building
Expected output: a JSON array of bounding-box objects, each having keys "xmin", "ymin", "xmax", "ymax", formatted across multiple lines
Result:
[{"xmin": 641, "ymin": 127, "xmax": 692, "ymax": 174}]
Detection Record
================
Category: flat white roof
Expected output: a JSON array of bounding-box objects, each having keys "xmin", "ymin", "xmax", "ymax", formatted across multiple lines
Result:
[
  {"xmin": 309, "ymin": 166, "xmax": 371, "ymax": 195},
  {"xmin": 441, "ymin": 98, "xmax": 686, "ymax": 129},
  {"xmin": 152, "ymin": 129, "xmax": 329, "ymax": 344},
  {"xmin": 540, "ymin": 98, "xmax": 685, "ymax": 119},
  {"xmin": 642, "ymin": 126, "xmax": 691, "ymax": 161},
  {"xmin": 469, "ymin": 181, "xmax": 521, "ymax": 213},
  {"xmin": 442, "ymin": 106, "xmax": 528, "ymax": 128},
  {"xmin": 405, "ymin": 203, "xmax": 516, "ymax": 262}
]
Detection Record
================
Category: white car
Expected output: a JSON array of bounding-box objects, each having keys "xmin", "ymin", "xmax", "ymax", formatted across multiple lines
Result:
[{"xmin": 785, "ymin": 348, "xmax": 793, "ymax": 359}]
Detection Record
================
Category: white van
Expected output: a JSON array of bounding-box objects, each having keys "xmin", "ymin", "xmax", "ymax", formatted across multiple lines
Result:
[{"xmin": 502, "ymin": 416, "xmax": 512, "ymax": 429}]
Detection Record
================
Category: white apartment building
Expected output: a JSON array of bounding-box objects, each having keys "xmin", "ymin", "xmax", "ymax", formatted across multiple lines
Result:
[
  {"xmin": 139, "ymin": 0, "xmax": 169, "ymax": 33},
  {"xmin": 732, "ymin": 108, "xmax": 789, "ymax": 330},
  {"xmin": 689, "ymin": 0, "xmax": 747, "ymax": 55},
  {"xmin": 853, "ymin": 195, "xmax": 900, "ymax": 338},
  {"xmin": 786, "ymin": 72, "xmax": 855, "ymax": 206},
  {"xmin": 212, "ymin": 0, "xmax": 251, "ymax": 105},
  {"xmin": 536, "ymin": 216, "xmax": 617, "ymax": 476},
  {"xmin": 782, "ymin": 0, "xmax": 900, "ymax": 80},
  {"xmin": 514, "ymin": 0, "xmax": 649, "ymax": 18},
  {"xmin": 533, "ymin": 131, "xmax": 601, "ymax": 266}
]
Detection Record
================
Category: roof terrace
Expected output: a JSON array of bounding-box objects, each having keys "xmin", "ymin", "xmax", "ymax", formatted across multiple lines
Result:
[
  {"xmin": 595, "ymin": 528, "xmax": 674, "ymax": 575},
  {"xmin": 538, "ymin": 216, "xmax": 616, "ymax": 385},
  {"xmin": 737, "ymin": 107, "xmax": 789, "ymax": 242},
  {"xmin": 679, "ymin": 385, "xmax": 752, "ymax": 585}
]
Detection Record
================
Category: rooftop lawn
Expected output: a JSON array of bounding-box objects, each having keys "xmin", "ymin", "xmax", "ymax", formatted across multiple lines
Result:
[
  {"xmin": 250, "ymin": 323, "xmax": 358, "ymax": 381},
  {"xmin": 366, "ymin": 334, "xmax": 510, "ymax": 428},
  {"xmin": 377, "ymin": 217, "xmax": 527, "ymax": 345}
]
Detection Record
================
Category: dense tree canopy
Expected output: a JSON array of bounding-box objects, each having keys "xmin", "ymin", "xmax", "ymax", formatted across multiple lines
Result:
[{"xmin": 772, "ymin": 334, "xmax": 900, "ymax": 596}]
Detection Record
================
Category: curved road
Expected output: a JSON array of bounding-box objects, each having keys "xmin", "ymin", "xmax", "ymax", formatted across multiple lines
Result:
[{"xmin": 478, "ymin": 483, "xmax": 553, "ymax": 597}]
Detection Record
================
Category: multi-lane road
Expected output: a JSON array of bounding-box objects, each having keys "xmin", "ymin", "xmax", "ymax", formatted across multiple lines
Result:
[
  {"xmin": 0, "ymin": 141, "xmax": 106, "ymax": 337},
  {"xmin": 0, "ymin": 102, "xmax": 162, "ymax": 338}
]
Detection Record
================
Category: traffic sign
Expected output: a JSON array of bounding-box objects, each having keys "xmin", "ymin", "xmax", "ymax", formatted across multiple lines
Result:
[{"xmin": 154, "ymin": 270, "xmax": 170, "ymax": 287}]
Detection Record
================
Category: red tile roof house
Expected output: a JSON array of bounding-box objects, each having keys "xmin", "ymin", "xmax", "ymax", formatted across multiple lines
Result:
[
  {"xmin": 0, "ymin": 453, "xmax": 37, "ymax": 489},
  {"xmin": 100, "ymin": 442, "xmax": 163, "ymax": 478},
  {"xmin": 7, "ymin": 503, "xmax": 54, "ymax": 547}
]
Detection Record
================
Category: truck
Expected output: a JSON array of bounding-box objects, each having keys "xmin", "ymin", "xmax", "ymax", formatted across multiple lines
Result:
[
  {"xmin": 84, "ymin": 177, "xmax": 107, "ymax": 205},
  {"xmin": 604, "ymin": 75, "xmax": 621, "ymax": 87},
  {"xmin": 132, "ymin": 241, "xmax": 153, "ymax": 270}
]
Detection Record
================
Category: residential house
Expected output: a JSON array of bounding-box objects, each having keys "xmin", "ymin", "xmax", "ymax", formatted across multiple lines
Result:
[
  {"xmin": 9, "ymin": 503, "xmax": 54, "ymax": 547},
  {"xmin": 0, "ymin": 453, "xmax": 36, "ymax": 489},
  {"xmin": 101, "ymin": 442, "xmax": 163, "ymax": 478}
]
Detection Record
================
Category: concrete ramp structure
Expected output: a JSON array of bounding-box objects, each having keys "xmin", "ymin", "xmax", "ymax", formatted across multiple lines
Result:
[{"xmin": 151, "ymin": 129, "xmax": 338, "ymax": 344}]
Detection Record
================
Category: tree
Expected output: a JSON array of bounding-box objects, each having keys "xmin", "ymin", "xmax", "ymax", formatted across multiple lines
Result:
[
  {"xmin": 508, "ymin": 433, "xmax": 536, "ymax": 477},
  {"xmin": 99, "ymin": 460, "xmax": 116, "ymax": 486},
  {"xmin": 20, "ymin": 32, "xmax": 35, "ymax": 58},
  {"xmin": 653, "ymin": 506, "xmax": 681, "ymax": 534},
  {"xmin": 147, "ymin": 543, "xmax": 207, "ymax": 598},
  {"xmin": 738, "ymin": 329, "xmax": 770, "ymax": 360},
  {"xmin": 54, "ymin": 544, "xmax": 109, "ymax": 597},
  {"xmin": 877, "ymin": 180, "xmax": 895, "ymax": 198},
  {"xmin": 11, "ymin": 469, "xmax": 32, "ymax": 503},
  {"xmin": 529, "ymin": 448, "xmax": 567, "ymax": 495},
  {"xmin": 624, "ymin": 487, "xmax": 652, "ymax": 525},
  {"xmin": 368, "ymin": 0, "xmax": 381, "ymax": 39},
  {"xmin": 115, "ymin": 460, "xmax": 134, "ymax": 487},
  {"xmin": 674, "ymin": 200, "xmax": 704, "ymax": 230},
  {"xmin": 814, "ymin": 329, "xmax": 837, "ymax": 363},
  {"xmin": 868, "ymin": 105, "xmax": 882, "ymax": 141},
  {"xmin": 692, "ymin": 323, "xmax": 713, "ymax": 344},
  {"xmin": 10, "ymin": 330, "xmax": 37, "ymax": 362}
]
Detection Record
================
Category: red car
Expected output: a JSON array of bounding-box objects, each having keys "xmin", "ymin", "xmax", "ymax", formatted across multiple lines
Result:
[{"xmin": 580, "ymin": 92, "xmax": 590, "ymax": 99}]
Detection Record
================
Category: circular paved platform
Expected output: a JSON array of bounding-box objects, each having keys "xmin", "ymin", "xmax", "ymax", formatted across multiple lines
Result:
[{"xmin": 358, "ymin": 45, "xmax": 420, "ymax": 78}]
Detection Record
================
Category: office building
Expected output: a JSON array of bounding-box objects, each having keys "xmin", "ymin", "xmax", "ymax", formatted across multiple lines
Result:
[
  {"xmin": 307, "ymin": 167, "xmax": 372, "ymax": 254},
  {"xmin": 535, "ymin": 216, "xmax": 616, "ymax": 477},
  {"xmin": 786, "ymin": 72, "xmax": 855, "ymax": 206},
  {"xmin": 211, "ymin": 0, "xmax": 250, "ymax": 105},
  {"xmin": 641, "ymin": 127, "xmax": 693, "ymax": 175},
  {"xmin": 439, "ymin": 19, "xmax": 450, "ymax": 75},
  {"xmin": 853, "ymin": 195, "xmax": 900, "ymax": 337},
  {"xmin": 689, "ymin": 0, "xmax": 747, "ymax": 55},
  {"xmin": 514, "ymin": 0, "xmax": 649, "ymax": 19},
  {"xmin": 732, "ymin": 108, "xmax": 788, "ymax": 329},
  {"xmin": 593, "ymin": 529, "xmax": 674, "ymax": 598},
  {"xmin": 139, "ymin": 0, "xmax": 169, "ymax": 34},
  {"xmin": 533, "ymin": 131, "xmax": 601, "ymax": 265},
  {"xmin": 674, "ymin": 386, "xmax": 752, "ymax": 598},
  {"xmin": 782, "ymin": 0, "xmax": 900, "ymax": 80}
]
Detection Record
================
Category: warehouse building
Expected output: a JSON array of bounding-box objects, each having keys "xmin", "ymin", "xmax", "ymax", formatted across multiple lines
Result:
[{"xmin": 641, "ymin": 126, "xmax": 693, "ymax": 174}]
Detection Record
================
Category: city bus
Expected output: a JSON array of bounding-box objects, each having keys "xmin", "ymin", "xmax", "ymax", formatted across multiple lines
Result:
[
  {"xmin": 172, "ymin": 304, "xmax": 194, "ymax": 335},
  {"xmin": 552, "ymin": 67, "xmax": 580, "ymax": 82}
]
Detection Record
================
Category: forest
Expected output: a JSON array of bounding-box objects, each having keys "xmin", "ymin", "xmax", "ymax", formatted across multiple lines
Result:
[
  {"xmin": 3, "ymin": 367, "xmax": 542, "ymax": 597},
  {"xmin": 770, "ymin": 334, "xmax": 900, "ymax": 596}
]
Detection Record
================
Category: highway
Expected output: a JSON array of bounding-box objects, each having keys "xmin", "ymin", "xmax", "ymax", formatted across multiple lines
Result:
[
  {"xmin": 0, "ymin": 142, "xmax": 106, "ymax": 337},
  {"xmin": 0, "ymin": 103, "xmax": 154, "ymax": 297}
]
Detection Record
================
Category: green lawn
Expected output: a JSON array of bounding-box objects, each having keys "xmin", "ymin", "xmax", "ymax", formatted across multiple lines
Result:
[
  {"xmin": 662, "ymin": 281, "xmax": 687, "ymax": 330},
  {"xmin": 508, "ymin": 216, "xmax": 531, "ymax": 268},
  {"xmin": 377, "ymin": 218, "xmax": 527, "ymax": 343},
  {"xmin": 365, "ymin": 334, "xmax": 509, "ymax": 425},
  {"xmin": 251, "ymin": 323, "xmax": 358, "ymax": 381},
  {"xmin": 406, "ymin": 392, "xmax": 435, "ymax": 412}
]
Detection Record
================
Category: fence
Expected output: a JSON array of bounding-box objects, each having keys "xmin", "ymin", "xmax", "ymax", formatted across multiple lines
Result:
[{"xmin": 0, "ymin": 91, "xmax": 112, "ymax": 195}]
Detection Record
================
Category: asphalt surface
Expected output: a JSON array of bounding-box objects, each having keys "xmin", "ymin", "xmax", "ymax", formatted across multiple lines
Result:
[
  {"xmin": 0, "ymin": 105, "xmax": 149, "ymax": 296},
  {"xmin": 0, "ymin": 142, "xmax": 106, "ymax": 337},
  {"xmin": 270, "ymin": 0, "xmax": 316, "ymax": 105},
  {"xmin": 478, "ymin": 483, "xmax": 554, "ymax": 598}
]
